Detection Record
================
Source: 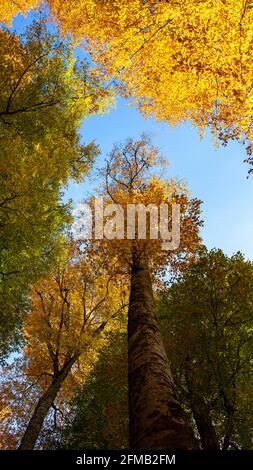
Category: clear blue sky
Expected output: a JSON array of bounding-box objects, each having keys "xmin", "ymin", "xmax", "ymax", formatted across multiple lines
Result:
[{"xmin": 10, "ymin": 12, "xmax": 253, "ymax": 260}]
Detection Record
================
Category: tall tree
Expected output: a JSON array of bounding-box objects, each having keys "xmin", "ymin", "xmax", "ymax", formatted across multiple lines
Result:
[
  {"xmin": 82, "ymin": 136, "xmax": 202, "ymax": 449},
  {"xmin": 159, "ymin": 247, "xmax": 253, "ymax": 450},
  {"xmin": 1, "ymin": 1, "xmax": 253, "ymax": 161},
  {"xmin": 0, "ymin": 22, "xmax": 110, "ymax": 359}
]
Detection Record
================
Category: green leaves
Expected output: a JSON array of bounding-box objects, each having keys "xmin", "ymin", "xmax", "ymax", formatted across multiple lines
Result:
[
  {"xmin": 0, "ymin": 21, "xmax": 109, "ymax": 359},
  {"xmin": 159, "ymin": 247, "xmax": 253, "ymax": 449}
]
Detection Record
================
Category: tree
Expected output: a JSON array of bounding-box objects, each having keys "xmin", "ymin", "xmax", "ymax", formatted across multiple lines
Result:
[
  {"xmin": 80, "ymin": 136, "xmax": 203, "ymax": 449},
  {"xmin": 1, "ymin": 1, "xmax": 253, "ymax": 160},
  {"xmin": 159, "ymin": 247, "xmax": 253, "ymax": 450},
  {"xmin": 0, "ymin": 242, "xmax": 127, "ymax": 449},
  {"xmin": 0, "ymin": 21, "xmax": 110, "ymax": 359}
]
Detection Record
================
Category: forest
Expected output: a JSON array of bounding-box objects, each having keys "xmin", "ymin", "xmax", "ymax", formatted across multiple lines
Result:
[{"xmin": 0, "ymin": 0, "xmax": 252, "ymax": 457}]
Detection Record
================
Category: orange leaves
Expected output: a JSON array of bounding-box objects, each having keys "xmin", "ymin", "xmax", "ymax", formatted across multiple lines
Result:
[{"xmin": 82, "ymin": 137, "xmax": 202, "ymax": 277}]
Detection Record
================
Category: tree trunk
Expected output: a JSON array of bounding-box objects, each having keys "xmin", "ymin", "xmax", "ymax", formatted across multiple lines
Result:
[
  {"xmin": 184, "ymin": 358, "xmax": 219, "ymax": 450},
  {"xmin": 18, "ymin": 357, "xmax": 76, "ymax": 450},
  {"xmin": 128, "ymin": 249, "xmax": 198, "ymax": 449},
  {"xmin": 190, "ymin": 394, "xmax": 219, "ymax": 450},
  {"xmin": 222, "ymin": 416, "xmax": 234, "ymax": 450}
]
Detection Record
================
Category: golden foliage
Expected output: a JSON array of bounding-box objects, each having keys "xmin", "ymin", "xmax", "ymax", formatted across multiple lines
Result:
[
  {"xmin": 82, "ymin": 137, "xmax": 203, "ymax": 278},
  {"xmin": 22, "ymin": 243, "xmax": 127, "ymax": 396},
  {"xmin": 0, "ymin": 0, "xmax": 39, "ymax": 25},
  {"xmin": 0, "ymin": 242, "xmax": 127, "ymax": 448},
  {"xmin": 2, "ymin": 1, "xmax": 252, "ymax": 150}
]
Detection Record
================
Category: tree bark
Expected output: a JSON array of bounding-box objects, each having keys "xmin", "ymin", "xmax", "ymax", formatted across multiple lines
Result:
[
  {"xmin": 128, "ymin": 249, "xmax": 198, "ymax": 449},
  {"xmin": 184, "ymin": 358, "xmax": 219, "ymax": 450},
  {"xmin": 18, "ymin": 356, "xmax": 76, "ymax": 450},
  {"xmin": 190, "ymin": 395, "xmax": 219, "ymax": 450}
]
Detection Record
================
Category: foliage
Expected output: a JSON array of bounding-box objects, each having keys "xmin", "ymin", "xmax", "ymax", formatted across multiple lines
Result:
[
  {"xmin": 58, "ymin": 332, "xmax": 128, "ymax": 450},
  {"xmin": 0, "ymin": 0, "xmax": 40, "ymax": 25},
  {"xmin": 83, "ymin": 135, "xmax": 203, "ymax": 277},
  {"xmin": 1, "ymin": 1, "xmax": 253, "ymax": 160},
  {"xmin": 0, "ymin": 359, "xmax": 40, "ymax": 449},
  {"xmin": 0, "ymin": 242, "xmax": 127, "ymax": 449},
  {"xmin": 23, "ymin": 242, "xmax": 126, "ymax": 392},
  {"xmin": 159, "ymin": 247, "xmax": 253, "ymax": 449},
  {"xmin": 0, "ymin": 21, "xmax": 110, "ymax": 358}
]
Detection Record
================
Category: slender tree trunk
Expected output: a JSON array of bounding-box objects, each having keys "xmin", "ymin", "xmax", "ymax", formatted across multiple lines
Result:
[
  {"xmin": 184, "ymin": 358, "xmax": 219, "ymax": 449},
  {"xmin": 222, "ymin": 416, "xmax": 234, "ymax": 450},
  {"xmin": 190, "ymin": 395, "xmax": 219, "ymax": 450},
  {"xmin": 128, "ymin": 249, "xmax": 198, "ymax": 449},
  {"xmin": 19, "ymin": 357, "xmax": 76, "ymax": 450}
]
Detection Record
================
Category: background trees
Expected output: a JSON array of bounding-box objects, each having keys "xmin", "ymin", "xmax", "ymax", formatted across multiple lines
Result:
[
  {"xmin": 53, "ymin": 247, "xmax": 253, "ymax": 451},
  {"xmin": 159, "ymin": 247, "xmax": 253, "ymax": 449},
  {"xmin": 0, "ymin": 242, "xmax": 127, "ymax": 449},
  {"xmin": 0, "ymin": 21, "xmax": 110, "ymax": 359},
  {"xmin": 59, "ymin": 332, "xmax": 128, "ymax": 450},
  {"xmin": 0, "ymin": 1, "xmax": 40, "ymax": 24}
]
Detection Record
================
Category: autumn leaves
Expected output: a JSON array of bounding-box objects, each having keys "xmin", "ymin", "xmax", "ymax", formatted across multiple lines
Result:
[
  {"xmin": 1, "ymin": 1, "xmax": 253, "ymax": 157},
  {"xmin": 0, "ymin": 0, "xmax": 253, "ymax": 453},
  {"xmin": 0, "ymin": 21, "xmax": 109, "ymax": 359}
]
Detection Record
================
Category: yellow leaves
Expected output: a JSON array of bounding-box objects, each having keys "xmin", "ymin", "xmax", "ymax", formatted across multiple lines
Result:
[
  {"xmin": 0, "ymin": 0, "xmax": 37, "ymax": 25},
  {"xmin": 2, "ymin": 1, "xmax": 253, "ymax": 148},
  {"xmin": 21, "ymin": 242, "xmax": 127, "ymax": 394},
  {"xmin": 0, "ymin": 402, "xmax": 11, "ymax": 422},
  {"xmin": 83, "ymin": 137, "xmax": 202, "ymax": 276}
]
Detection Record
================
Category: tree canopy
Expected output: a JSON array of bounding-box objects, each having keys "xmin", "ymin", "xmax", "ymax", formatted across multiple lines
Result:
[{"xmin": 1, "ymin": 1, "xmax": 253, "ymax": 160}]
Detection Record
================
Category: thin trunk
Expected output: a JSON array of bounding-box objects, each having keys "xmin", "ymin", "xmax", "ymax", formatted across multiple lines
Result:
[
  {"xmin": 186, "ymin": 383, "xmax": 219, "ymax": 447},
  {"xmin": 184, "ymin": 358, "xmax": 219, "ymax": 450},
  {"xmin": 190, "ymin": 394, "xmax": 219, "ymax": 450},
  {"xmin": 128, "ymin": 249, "xmax": 198, "ymax": 449},
  {"xmin": 222, "ymin": 417, "xmax": 234, "ymax": 450},
  {"xmin": 19, "ymin": 356, "xmax": 76, "ymax": 450}
]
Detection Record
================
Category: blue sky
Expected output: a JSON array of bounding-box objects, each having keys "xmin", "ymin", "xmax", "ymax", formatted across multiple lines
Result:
[
  {"xmin": 66, "ymin": 97, "xmax": 253, "ymax": 259},
  {"xmin": 10, "ymin": 12, "xmax": 253, "ymax": 260}
]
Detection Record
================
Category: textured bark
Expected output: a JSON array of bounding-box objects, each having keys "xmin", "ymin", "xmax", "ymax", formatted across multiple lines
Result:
[
  {"xmin": 191, "ymin": 396, "xmax": 219, "ymax": 449},
  {"xmin": 19, "ymin": 357, "xmax": 76, "ymax": 450},
  {"xmin": 128, "ymin": 249, "xmax": 198, "ymax": 449},
  {"xmin": 190, "ymin": 393, "xmax": 220, "ymax": 450},
  {"xmin": 184, "ymin": 358, "xmax": 219, "ymax": 450}
]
